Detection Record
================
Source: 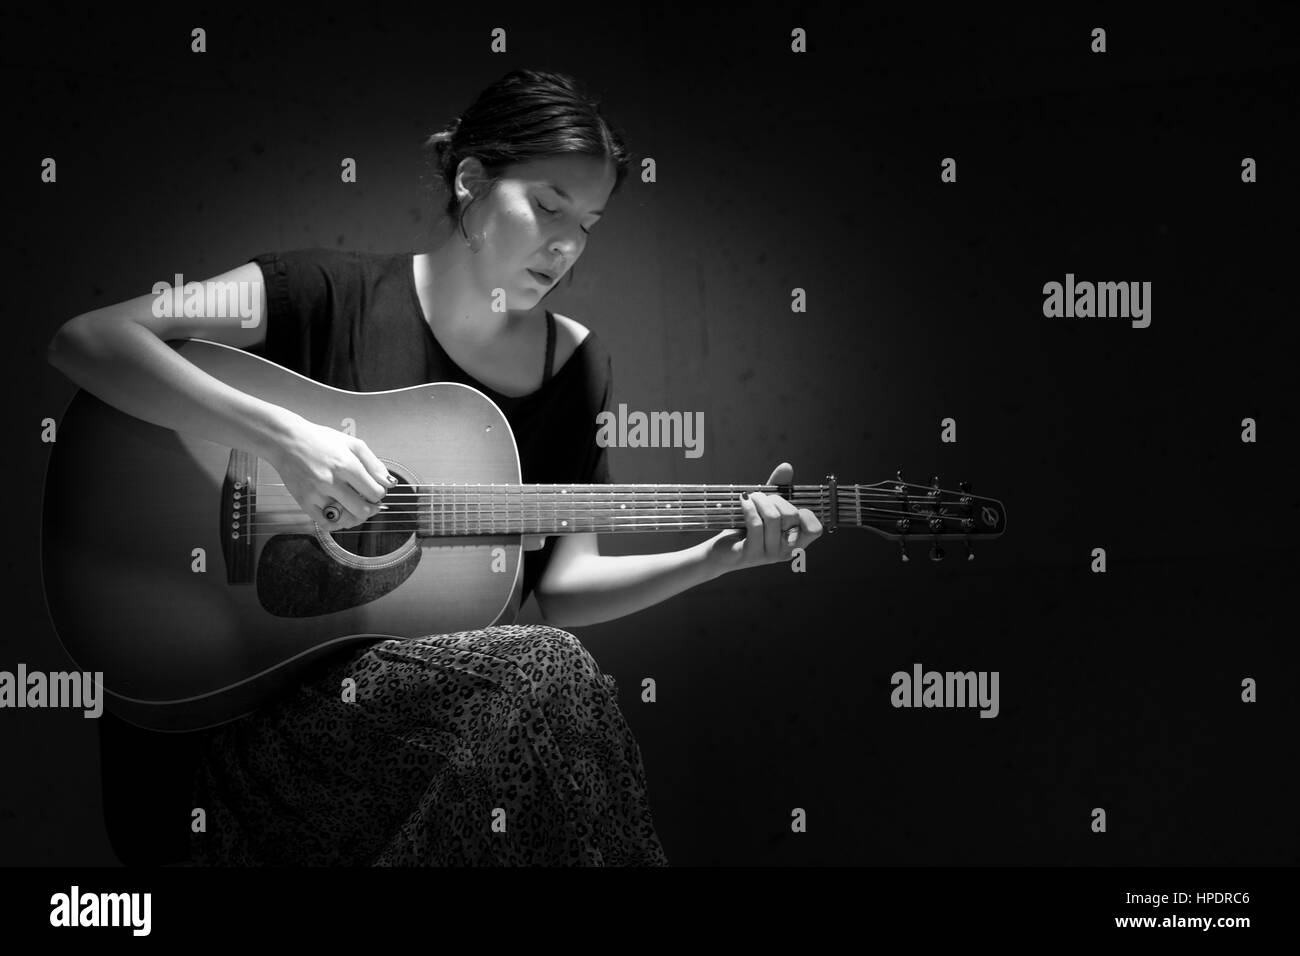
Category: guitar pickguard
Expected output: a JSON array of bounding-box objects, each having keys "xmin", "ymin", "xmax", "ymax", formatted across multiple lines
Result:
[{"xmin": 256, "ymin": 534, "xmax": 419, "ymax": 617}]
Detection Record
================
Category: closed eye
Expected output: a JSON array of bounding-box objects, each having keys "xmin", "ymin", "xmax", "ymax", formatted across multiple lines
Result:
[{"xmin": 537, "ymin": 200, "xmax": 591, "ymax": 235}]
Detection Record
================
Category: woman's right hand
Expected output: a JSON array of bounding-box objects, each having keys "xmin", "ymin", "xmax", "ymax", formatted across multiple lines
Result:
[{"xmin": 267, "ymin": 416, "xmax": 396, "ymax": 529}]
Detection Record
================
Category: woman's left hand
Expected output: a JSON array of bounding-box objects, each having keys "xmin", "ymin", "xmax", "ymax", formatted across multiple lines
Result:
[{"xmin": 703, "ymin": 461, "xmax": 824, "ymax": 576}]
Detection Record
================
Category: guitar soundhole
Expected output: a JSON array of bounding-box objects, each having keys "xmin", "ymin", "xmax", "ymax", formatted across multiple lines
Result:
[{"xmin": 327, "ymin": 481, "xmax": 420, "ymax": 557}]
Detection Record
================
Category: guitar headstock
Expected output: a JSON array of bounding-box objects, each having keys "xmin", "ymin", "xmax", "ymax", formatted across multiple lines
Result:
[{"xmin": 828, "ymin": 471, "xmax": 1006, "ymax": 562}]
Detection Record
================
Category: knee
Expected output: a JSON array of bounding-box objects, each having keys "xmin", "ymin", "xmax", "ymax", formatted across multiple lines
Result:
[
  {"xmin": 532, "ymin": 626, "xmax": 600, "ymax": 675},
  {"xmin": 520, "ymin": 626, "xmax": 604, "ymax": 703}
]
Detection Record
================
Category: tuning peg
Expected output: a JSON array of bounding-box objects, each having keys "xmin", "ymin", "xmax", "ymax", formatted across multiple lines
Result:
[
  {"xmin": 899, "ymin": 540, "xmax": 910, "ymax": 562},
  {"xmin": 896, "ymin": 469, "xmax": 904, "ymax": 483},
  {"xmin": 958, "ymin": 480, "xmax": 971, "ymax": 493},
  {"xmin": 929, "ymin": 543, "xmax": 945, "ymax": 562},
  {"xmin": 930, "ymin": 475, "xmax": 940, "ymax": 488},
  {"xmin": 965, "ymin": 540, "xmax": 975, "ymax": 561}
]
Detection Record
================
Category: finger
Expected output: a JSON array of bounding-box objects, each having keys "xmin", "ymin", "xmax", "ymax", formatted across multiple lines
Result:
[
  {"xmin": 750, "ymin": 491, "xmax": 783, "ymax": 559},
  {"xmin": 766, "ymin": 461, "xmax": 793, "ymax": 487},
  {"xmin": 766, "ymin": 493, "xmax": 800, "ymax": 557},
  {"xmin": 341, "ymin": 455, "xmax": 388, "ymax": 503},
  {"xmin": 311, "ymin": 494, "xmax": 363, "ymax": 529},
  {"xmin": 715, "ymin": 528, "xmax": 745, "ymax": 557},
  {"xmin": 716, "ymin": 496, "xmax": 749, "ymax": 557},
  {"xmin": 349, "ymin": 439, "xmax": 395, "ymax": 497},
  {"xmin": 770, "ymin": 496, "xmax": 801, "ymax": 551},
  {"xmin": 771, "ymin": 494, "xmax": 799, "ymax": 520},
  {"xmin": 791, "ymin": 508, "xmax": 823, "ymax": 549},
  {"xmin": 327, "ymin": 484, "xmax": 377, "ymax": 526},
  {"xmin": 304, "ymin": 500, "xmax": 333, "ymax": 526},
  {"xmin": 740, "ymin": 493, "xmax": 763, "ymax": 557}
]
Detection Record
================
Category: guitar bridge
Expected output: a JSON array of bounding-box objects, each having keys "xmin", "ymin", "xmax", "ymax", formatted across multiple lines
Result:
[{"xmin": 221, "ymin": 451, "xmax": 257, "ymax": 584}]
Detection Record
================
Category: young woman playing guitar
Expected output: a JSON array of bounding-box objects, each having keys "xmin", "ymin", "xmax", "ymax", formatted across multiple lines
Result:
[{"xmin": 46, "ymin": 69, "xmax": 824, "ymax": 866}]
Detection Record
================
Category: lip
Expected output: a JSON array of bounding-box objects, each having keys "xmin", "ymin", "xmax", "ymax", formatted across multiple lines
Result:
[{"xmin": 527, "ymin": 268, "xmax": 556, "ymax": 285}]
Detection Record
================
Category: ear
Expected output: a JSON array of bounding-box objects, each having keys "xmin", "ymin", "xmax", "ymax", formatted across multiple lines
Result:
[{"xmin": 455, "ymin": 156, "xmax": 490, "ymax": 201}]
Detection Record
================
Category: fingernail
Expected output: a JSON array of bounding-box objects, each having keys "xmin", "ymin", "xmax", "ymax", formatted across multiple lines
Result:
[{"xmin": 387, "ymin": 474, "xmax": 399, "ymax": 484}]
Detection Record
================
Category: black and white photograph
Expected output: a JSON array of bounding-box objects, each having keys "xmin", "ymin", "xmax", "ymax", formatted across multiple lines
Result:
[{"xmin": 3, "ymin": 2, "xmax": 1297, "ymax": 941}]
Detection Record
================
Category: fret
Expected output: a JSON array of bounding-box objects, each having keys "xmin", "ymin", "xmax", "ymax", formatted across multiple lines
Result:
[{"xmin": 411, "ymin": 481, "xmax": 973, "ymax": 537}]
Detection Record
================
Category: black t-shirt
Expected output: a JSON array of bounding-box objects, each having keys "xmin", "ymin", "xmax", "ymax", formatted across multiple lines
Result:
[{"xmin": 249, "ymin": 247, "xmax": 615, "ymax": 610}]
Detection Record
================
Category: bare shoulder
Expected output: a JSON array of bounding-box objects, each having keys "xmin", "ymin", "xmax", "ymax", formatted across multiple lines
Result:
[{"xmin": 550, "ymin": 312, "xmax": 592, "ymax": 370}]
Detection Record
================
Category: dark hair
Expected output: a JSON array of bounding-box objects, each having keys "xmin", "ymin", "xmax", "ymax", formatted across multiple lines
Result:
[{"xmin": 423, "ymin": 69, "xmax": 631, "ymax": 284}]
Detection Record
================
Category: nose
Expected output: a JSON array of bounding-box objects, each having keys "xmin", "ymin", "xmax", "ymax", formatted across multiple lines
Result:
[{"xmin": 549, "ymin": 230, "xmax": 584, "ymax": 259}]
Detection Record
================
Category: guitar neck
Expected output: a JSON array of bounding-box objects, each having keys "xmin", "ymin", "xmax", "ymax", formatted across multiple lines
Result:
[
  {"xmin": 375, "ymin": 480, "xmax": 1004, "ymax": 539},
  {"xmin": 421, "ymin": 483, "xmax": 813, "ymax": 535}
]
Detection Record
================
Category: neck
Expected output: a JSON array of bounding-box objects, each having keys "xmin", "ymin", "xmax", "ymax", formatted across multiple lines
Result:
[{"xmin": 415, "ymin": 234, "xmax": 517, "ymax": 347}]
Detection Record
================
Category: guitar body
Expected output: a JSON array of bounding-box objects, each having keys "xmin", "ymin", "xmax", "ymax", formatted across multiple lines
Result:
[{"xmin": 41, "ymin": 339, "xmax": 528, "ymax": 732}]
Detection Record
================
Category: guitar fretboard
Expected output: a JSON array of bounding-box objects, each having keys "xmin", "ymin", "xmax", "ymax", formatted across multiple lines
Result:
[
  {"xmin": 399, "ymin": 482, "xmax": 976, "ymax": 536},
  {"xmin": 426, "ymin": 483, "xmax": 814, "ymax": 534}
]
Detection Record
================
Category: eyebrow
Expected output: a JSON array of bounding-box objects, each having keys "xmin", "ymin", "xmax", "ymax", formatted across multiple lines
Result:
[{"xmin": 542, "ymin": 181, "xmax": 604, "ymax": 217}]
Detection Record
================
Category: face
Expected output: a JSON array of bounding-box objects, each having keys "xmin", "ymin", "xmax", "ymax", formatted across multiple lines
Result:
[{"xmin": 456, "ymin": 153, "xmax": 616, "ymax": 307}]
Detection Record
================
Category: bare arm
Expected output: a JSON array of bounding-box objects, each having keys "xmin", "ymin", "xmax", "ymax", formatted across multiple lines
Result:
[
  {"xmin": 535, "ymin": 465, "xmax": 824, "ymax": 628},
  {"xmin": 47, "ymin": 262, "xmax": 393, "ymax": 526},
  {"xmin": 46, "ymin": 262, "xmax": 299, "ymax": 461},
  {"xmin": 535, "ymin": 532, "xmax": 721, "ymax": 628}
]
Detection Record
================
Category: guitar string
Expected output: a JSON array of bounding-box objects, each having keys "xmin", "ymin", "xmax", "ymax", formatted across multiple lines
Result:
[
  {"xmin": 251, "ymin": 482, "xmax": 960, "ymax": 494},
  {"xmin": 229, "ymin": 506, "xmax": 963, "ymax": 537},
  {"xmin": 227, "ymin": 500, "xmax": 944, "ymax": 525},
  {"xmin": 244, "ymin": 490, "xmax": 949, "ymax": 504},
  {"xmin": 245, "ymin": 486, "xmax": 966, "ymax": 504},
  {"xmin": 244, "ymin": 491, "xmax": 936, "ymax": 499},
  {"xmin": 239, "ymin": 493, "xmax": 958, "ymax": 517},
  {"xmin": 225, "ymin": 485, "xmax": 978, "ymax": 536},
  {"xmin": 224, "ymin": 521, "xmax": 960, "ymax": 540},
  {"xmin": 235, "ymin": 496, "xmax": 938, "ymax": 517},
  {"xmin": 240, "ymin": 508, "xmax": 949, "ymax": 524},
  {"xmin": 233, "ymin": 491, "xmax": 967, "ymax": 532}
]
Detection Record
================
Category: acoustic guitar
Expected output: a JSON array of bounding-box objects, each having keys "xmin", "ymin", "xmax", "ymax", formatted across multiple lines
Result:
[{"xmin": 40, "ymin": 338, "xmax": 1007, "ymax": 731}]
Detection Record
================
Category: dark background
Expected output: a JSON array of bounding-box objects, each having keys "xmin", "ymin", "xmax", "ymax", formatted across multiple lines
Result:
[{"xmin": 4, "ymin": 3, "xmax": 1298, "ymax": 865}]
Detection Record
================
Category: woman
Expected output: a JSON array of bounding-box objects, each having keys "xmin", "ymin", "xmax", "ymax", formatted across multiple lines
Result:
[{"xmin": 47, "ymin": 69, "xmax": 823, "ymax": 866}]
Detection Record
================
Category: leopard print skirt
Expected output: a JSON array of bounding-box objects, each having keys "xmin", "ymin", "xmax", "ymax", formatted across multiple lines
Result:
[{"xmin": 188, "ymin": 625, "xmax": 668, "ymax": 866}]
